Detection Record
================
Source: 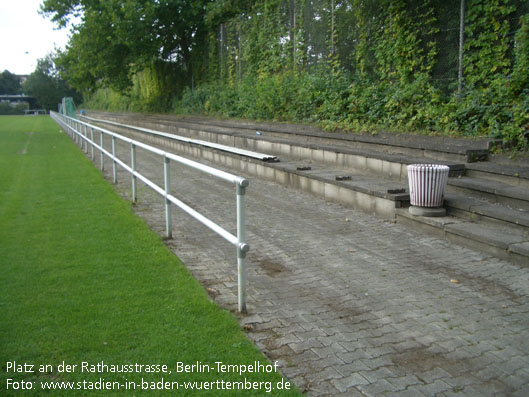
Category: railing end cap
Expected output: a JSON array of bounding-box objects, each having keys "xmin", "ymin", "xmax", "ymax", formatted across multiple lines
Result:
[{"xmin": 239, "ymin": 243, "xmax": 250, "ymax": 254}]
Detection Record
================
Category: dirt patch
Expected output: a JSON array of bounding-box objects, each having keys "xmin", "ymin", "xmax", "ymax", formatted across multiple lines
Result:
[
  {"xmin": 390, "ymin": 345, "xmax": 515, "ymax": 394},
  {"xmin": 391, "ymin": 346, "xmax": 456, "ymax": 374},
  {"xmin": 253, "ymin": 256, "xmax": 289, "ymax": 277},
  {"xmin": 322, "ymin": 300, "xmax": 369, "ymax": 320}
]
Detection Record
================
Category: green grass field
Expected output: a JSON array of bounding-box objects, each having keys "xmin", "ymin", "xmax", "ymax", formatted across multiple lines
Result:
[{"xmin": 0, "ymin": 116, "xmax": 301, "ymax": 395}]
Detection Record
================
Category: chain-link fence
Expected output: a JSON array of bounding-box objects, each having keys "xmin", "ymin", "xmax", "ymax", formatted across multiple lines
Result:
[{"xmin": 214, "ymin": 0, "xmax": 529, "ymax": 97}]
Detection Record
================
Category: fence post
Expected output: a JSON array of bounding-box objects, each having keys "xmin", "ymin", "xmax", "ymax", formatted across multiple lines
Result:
[
  {"xmin": 131, "ymin": 143, "xmax": 137, "ymax": 202},
  {"xmin": 90, "ymin": 128, "xmax": 95, "ymax": 160},
  {"xmin": 83, "ymin": 124, "xmax": 88, "ymax": 153},
  {"xmin": 164, "ymin": 155, "xmax": 172, "ymax": 239},
  {"xmin": 74, "ymin": 120, "xmax": 77, "ymax": 144},
  {"xmin": 236, "ymin": 180, "xmax": 250, "ymax": 313},
  {"xmin": 100, "ymin": 131, "xmax": 104, "ymax": 171},
  {"xmin": 112, "ymin": 135, "xmax": 117, "ymax": 184}
]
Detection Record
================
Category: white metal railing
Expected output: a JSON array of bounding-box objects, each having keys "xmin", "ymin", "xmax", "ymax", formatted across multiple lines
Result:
[{"xmin": 51, "ymin": 111, "xmax": 250, "ymax": 312}]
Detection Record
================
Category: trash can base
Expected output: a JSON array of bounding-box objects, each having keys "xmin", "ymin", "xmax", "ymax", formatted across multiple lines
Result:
[{"xmin": 409, "ymin": 206, "xmax": 446, "ymax": 217}]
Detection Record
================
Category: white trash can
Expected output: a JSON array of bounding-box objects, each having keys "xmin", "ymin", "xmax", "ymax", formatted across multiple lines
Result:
[{"xmin": 407, "ymin": 164, "xmax": 449, "ymax": 212}]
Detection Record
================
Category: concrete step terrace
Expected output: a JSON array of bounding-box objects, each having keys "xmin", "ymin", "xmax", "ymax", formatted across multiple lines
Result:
[{"xmin": 84, "ymin": 111, "xmax": 529, "ymax": 265}]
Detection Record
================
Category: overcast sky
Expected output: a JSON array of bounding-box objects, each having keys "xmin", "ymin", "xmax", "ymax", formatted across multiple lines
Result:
[{"xmin": 0, "ymin": 0, "xmax": 72, "ymax": 75}]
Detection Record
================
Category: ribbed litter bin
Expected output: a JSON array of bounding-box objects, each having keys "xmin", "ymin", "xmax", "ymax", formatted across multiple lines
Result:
[{"xmin": 407, "ymin": 164, "xmax": 449, "ymax": 208}]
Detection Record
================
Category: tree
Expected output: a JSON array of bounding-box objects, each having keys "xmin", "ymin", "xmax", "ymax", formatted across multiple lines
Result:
[
  {"xmin": 0, "ymin": 70, "xmax": 22, "ymax": 95},
  {"xmin": 23, "ymin": 55, "xmax": 81, "ymax": 111},
  {"xmin": 53, "ymin": 6, "xmax": 134, "ymax": 92},
  {"xmin": 41, "ymin": 0, "xmax": 213, "ymax": 93}
]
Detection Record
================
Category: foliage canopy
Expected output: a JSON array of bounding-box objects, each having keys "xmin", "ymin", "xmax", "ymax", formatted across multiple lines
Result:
[
  {"xmin": 23, "ymin": 55, "xmax": 82, "ymax": 111},
  {"xmin": 0, "ymin": 70, "xmax": 23, "ymax": 95},
  {"xmin": 42, "ymin": 0, "xmax": 529, "ymax": 147}
]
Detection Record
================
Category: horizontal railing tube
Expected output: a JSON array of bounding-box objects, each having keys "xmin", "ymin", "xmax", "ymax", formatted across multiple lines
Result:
[{"xmin": 50, "ymin": 111, "xmax": 250, "ymax": 312}]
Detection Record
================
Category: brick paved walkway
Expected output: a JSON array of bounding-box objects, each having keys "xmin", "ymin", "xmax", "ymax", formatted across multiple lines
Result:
[{"xmin": 96, "ymin": 136, "xmax": 529, "ymax": 396}]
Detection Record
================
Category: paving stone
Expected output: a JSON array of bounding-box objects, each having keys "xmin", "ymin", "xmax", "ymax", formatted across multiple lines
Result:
[
  {"xmin": 336, "ymin": 349, "xmax": 373, "ymax": 364},
  {"xmin": 419, "ymin": 367, "xmax": 453, "ymax": 383},
  {"xmin": 357, "ymin": 378, "xmax": 400, "ymax": 395},
  {"xmin": 436, "ymin": 337, "xmax": 471, "ymax": 352},
  {"xmin": 289, "ymin": 349, "xmax": 320, "ymax": 364},
  {"xmin": 359, "ymin": 367, "xmax": 399, "ymax": 383},
  {"xmin": 434, "ymin": 391, "xmax": 467, "ymax": 397},
  {"xmin": 388, "ymin": 386, "xmax": 427, "ymax": 396},
  {"xmin": 387, "ymin": 374, "xmax": 424, "ymax": 391},
  {"xmin": 330, "ymin": 373, "xmax": 370, "ymax": 392},
  {"xmin": 512, "ymin": 389, "xmax": 529, "ymax": 397},
  {"xmin": 311, "ymin": 366, "xmax": 343, "ymax": 382},
  {"xmin": 331, "ymin": 390, "xmax": 365, "ymax": 397},
  {"xmin": 289, "ymin": 338, "xmax": 325, "ymax": 354},
  {"xmin": 334, "ymin": 361, "xmax": 372, "ymax": 376},
  {"xmin": 272, "ymin": 332, "xmax": 300, "ymax": 345},
  {"xmin": 415, "ymin": 380, "xmax": 453, "ymax": 394},
  {"xmin": 311, "ymin": 344, "xmax": 347, "ymax": 360},
  {"xmin": 306, "ymin": 380, "xmax": 342, "ymax": 396}
]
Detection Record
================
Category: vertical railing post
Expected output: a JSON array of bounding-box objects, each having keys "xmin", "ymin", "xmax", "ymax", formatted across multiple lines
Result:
[
  {"xmin": 236, "ymin": 180, "xmax": 250, "ymax": 313},
  {"xmin": 100, "ymin": 131, "xmax": 104, "ymax": 171},
  {"xmin": 131, "ymin": 143, "xmax": 137, "ymax": 202},
  {"xmin": 112, "ymin": 135, "xmax": 117, "ymax": 184},
  {"xmin": 164, "ymin": 155, "xmax": 172, "ymax": 239},
  {"xmin": 83, "ymin": 124, "xmax": 88, "ymax": 153},
  {"xmin": 90, "ymin": 128, "xmax": 95, "ymax": 160},
  {"xmin": 85, "ymin": 124, "xmax": 89, "ymax": 153}
]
